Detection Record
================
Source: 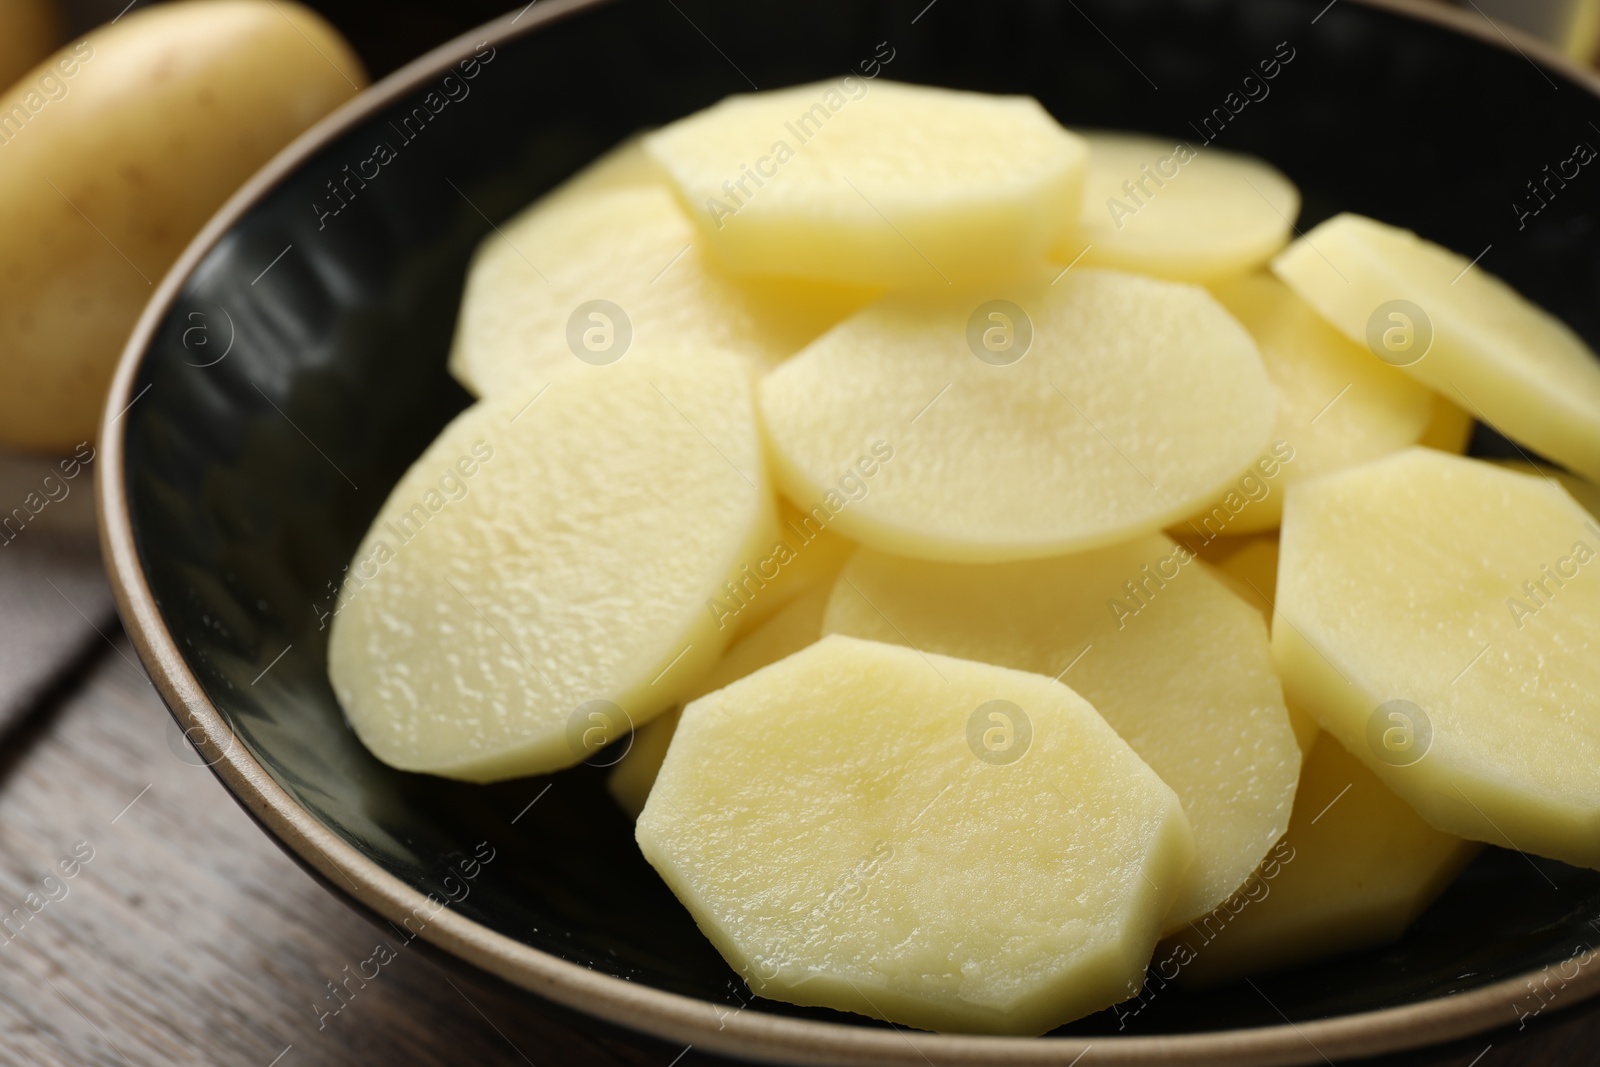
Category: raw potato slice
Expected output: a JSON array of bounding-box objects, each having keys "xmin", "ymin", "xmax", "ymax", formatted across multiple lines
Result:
[
  {"xmin": 638, "ymin": 634, "xmax": 1195, "ymax": 1035},
  {"xmin": 760, "ymin": 269, "xmax": 1276, "ymax": 562},
  {"xmin": 645, "ymin": 80, "xmax": 1087, "ymax": 288},
  {"xmin": 1492, "ymin": 460, "xmax": 1600, "ymax": 520},
  {"xmin": 328, "ymin": 348, "xmax": 775, "ymax": 782},
  {"xmin": 1273, "ymin": 213, "xmax": 1600, "ymax": 482},
  {"xmin": 712, "ymin": 499, "xmax": 855, "ymax": 641},
  {"xmin": 448, "ymin": 141, "xmax": 873, "ymax": 398},
  {"xmin": 1195, "ymin": 536, "xmax": 1319, "ymax": 753},
  {"xmin": 1184, "ymin": 273, "xmax": 1434, "ymax": 535},
  {"xmin": 1419, "ymin": 395, "xmax": 1474, "ymax": 453},
  {"xmin": 823, "ymin": 536, "xmax": 1299, "ymax": 927},
  {"xmin": 1274, "ymin": 448, "xmax": 1600, "ymax": 868},
  {"xmin": 539, "ymin": 135, "xmax": 660, "ymax": 197},
  {"xmin": 1172, "ymin": 733, "xmax": 1480, "ymax": 987},
  {"xmin": 1197, "ymin": 535, "xmax": 1279, "ymax": 622},
  {"xmin": 1057, "ymin": 132, "xmax": 1299, "ymax": 282},
  {"xmin": 608, "ymin": 585, "xmax": 830, "ymax": 817},
  {"xmin": 695, "ymin": 584, "xmax": 831, "ymax": 701},
  {"xmin": 606, "ymin": 710, "xmax": 676, "ymax": 821},
  {"xmin": 1558, "ymin": 470, "xmax": 1600, "ymax": 518}
]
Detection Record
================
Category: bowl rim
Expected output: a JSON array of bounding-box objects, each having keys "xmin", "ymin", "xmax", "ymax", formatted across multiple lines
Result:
[{"xmin": 97, "ymin": 0, "xmax": 1600, "ymax": 1062}]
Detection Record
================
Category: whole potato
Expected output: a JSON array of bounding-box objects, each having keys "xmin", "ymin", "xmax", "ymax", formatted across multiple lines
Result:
[
  {"xmin": 0, "ymin": 0, "xmax": 366, "ymax": 450},
  {"xmin": 0, "ymin": 0, "xmax": 60, "ymax": 92}
]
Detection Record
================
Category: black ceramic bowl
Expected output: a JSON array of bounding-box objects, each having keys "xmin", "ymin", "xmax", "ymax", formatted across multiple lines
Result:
[{"xmin": 100, "ymin": 0, "xmax": 1600, "ymax": 1063}]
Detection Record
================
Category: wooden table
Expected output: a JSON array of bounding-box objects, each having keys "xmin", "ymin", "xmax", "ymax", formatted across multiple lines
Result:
[
  {"xmin": 0, "ymin": 632, "xmax": 677, "ymax": 1067},
  {"xmin": 0, "ymin": 633, "xmax": 1595, "ymax": 1066}
]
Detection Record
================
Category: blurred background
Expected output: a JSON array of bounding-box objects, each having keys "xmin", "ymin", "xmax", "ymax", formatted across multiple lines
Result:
[{"xmin": 45, "ymin": 0, "xmax": 1600, "ymax": 75}]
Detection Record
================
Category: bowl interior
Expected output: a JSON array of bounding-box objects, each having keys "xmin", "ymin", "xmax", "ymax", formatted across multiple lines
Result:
[{"xmin": 121, "ymin": 0, "xmax": 1600, "ymax": 1040}]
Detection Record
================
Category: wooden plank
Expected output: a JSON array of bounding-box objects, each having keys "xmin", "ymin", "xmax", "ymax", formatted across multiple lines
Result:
[{"xmin": 0, "ymin": 636, "xmax": 680, "ymax": 1067}]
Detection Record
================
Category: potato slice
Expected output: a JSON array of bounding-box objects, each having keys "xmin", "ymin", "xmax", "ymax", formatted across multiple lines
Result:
[
  {"xmin": 1272, "ymin": 213, "xmax": 1600, "ymax": 483},
  {"xmin": 1557, "ymin": 471, "xmax": 1600, "ymax": 518},
  {"xmin": 1171, "ymin": 732, "xmax": 1480, "ymax": 987},
  {"xmin": 1057, "ymin": 132, "xmax": 1299, "ymax": 282},
  {"xmin": 538, "ymin": 134, "xmax": 660, "ymax": 197},
  {"xmin": 610, "ymin": 507, "xmax": 850, "ymax": 814},
  {"xmin": 759, "ymin": 270, "xmax": 1275, "ymax": 562},
  {"xmin": 637, "ymin": 634, "xmax": 1194, "ymax": 1035},
  {"xmin": 448, "ymin": 141, "xmax": 872, "ymax": 398},
  {"xmin": 1194, "ymin": 536, "xmax": 1319, "ymax": 753},
  {"xmin": 1419, "ymin": 395, "xmax": 1474, "ymax": 453},
  {"xmin": 1197, "ymin": 535, "xmax": 1278, "ymax": 621},
  {"xmin": 328, "ymin": 348, "xmax": 775, "ymax": 782},
  {"xmin": 605, "ymin": 709, "xmax": 677, "ymax": 822},
  {"xmin": 644, "ymin": 80, "xmax": 1086, "ymax": 288},
  {"xmin": 1181, "ymin": 274, "xmax": 1434, "ymax": 536},
  {"xmin": 608, "ymin": 584, "xmax": 830, "ymax": 818},
  {"xmin": 823, "ymin": 536, "xmax": 1299, "ymax": 928},
  {"xmin": 1274, "ymin": 448, "xmax": 1600, "ymax": 868},
  {"xmin": 712, "ymin": 499, "xmax": 854, "ymax": 641},
  {"xmin": 1492, "ymin": 460, "xmax": 1600, "ymax": 520}
]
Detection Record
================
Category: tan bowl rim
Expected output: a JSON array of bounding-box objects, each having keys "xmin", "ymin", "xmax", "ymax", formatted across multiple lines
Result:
[{"xmin": 97, "ymin": 0, "xmax": 1600, "ymax": 1062}]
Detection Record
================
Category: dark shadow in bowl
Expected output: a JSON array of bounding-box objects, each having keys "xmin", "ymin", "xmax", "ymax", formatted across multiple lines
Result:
[{"xmin": 121, "ymin": 0, "xmax": 1600, "ymax": 1038}]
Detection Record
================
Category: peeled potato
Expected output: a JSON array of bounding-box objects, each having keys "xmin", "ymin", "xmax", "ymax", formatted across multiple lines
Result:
[
  {"xmin": 1197, "ymin": 535, "xmax": 1279, "ymax": 622},
  {"xmin": 1273, "ymin": 213, "xmax": 1600, "ymax": 483},
  {"xmin": 760, "ymin": 269, "xmax": 1275, "ymax": 562},
  {"xmin": 1491, "ymin": 460, "xmax": 1600, "ymax": 520},
  {"xmin": 1566, "ymin": 475, "xmax": 1600, "ymax": 519},
  {"xmin": 448, "ymin": 140, "xmax": 873, "ymax": 398},
  {"xmin": 1274, "ymin": 448, "xmax": 1600, "ymax": 868},
  {"xmin": 824, "ymin": 536, "xmax": 1299, "ymax": 927},
  {"xmin": 608, "ymin": 584, "xmax": 830, "ymax": 817},
  {"xmin": 637, "ymin": 634, "xmax": 1194, "ymax": 1035},
  {"xmin": 537, "ymin": 134, "xmax": 660, "ymax": 197},
  {"xmin": 1194, "ymin": 536, "xmax": 1320, "ymax": 753},
  {"xmin": 0, "ymin": 0, "xmax": 58, "ymax": 91},
  {"xmin": 712, "ymin": 499, "xmax": 854, "ymax": 641},
  {"xmin": 1418, "ymin": 395, "xmax": 1474, "ymax": 453},
  {"xmin": 1182, "ymin": 273, "xmax": 1434, "ymax": 536},
  {"xmin": 645, "ymin": 80, "xmax": 1086, "ymax": 288},
  {"xmin": 0, "ymin": 0, "xmax": 365, "ymax": 449},
  {"xmin": 1556, "ymin": 470, "xmax": 1600, "ymax": 518},
  {"xmin": 605, "ymin": 708, "xmax": 678, "ymax": 821},
  {"xmin": 1057, "ymin": 132, "xmax": 1299, "ymax": 282},
  {"xmin": 328, "ymin": 349, "xmax": 776, "ymax": 782},
  {"xmin": 1173, "ymin": 732, "xmax": 1480, "ymax": 986}
]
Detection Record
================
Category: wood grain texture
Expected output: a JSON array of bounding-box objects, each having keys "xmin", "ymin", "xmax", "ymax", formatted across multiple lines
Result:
[
  {"xmin": 0, "ymin": 455, "xmax": 113, "ymax": 739},
  {"xmin": 0, "ymin": 634, "xmax": 1597, "ymax": 1066},
  {"xmin": 0, "ymin": 634, "xmax": 688, "ymax": 1067}
]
